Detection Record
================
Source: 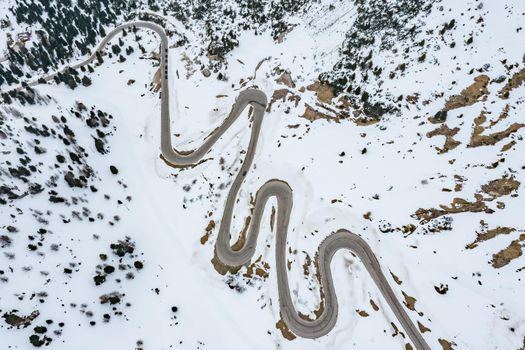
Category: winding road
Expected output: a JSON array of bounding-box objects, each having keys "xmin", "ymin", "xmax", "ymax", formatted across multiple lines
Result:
[{"xmin": 5, "ymin": 21, "xmax": 432, "ymax": 350}]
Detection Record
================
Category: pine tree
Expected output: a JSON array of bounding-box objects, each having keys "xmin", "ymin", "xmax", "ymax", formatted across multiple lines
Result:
[
  {"xmin": 111, "ymin": 44, "xmax": 121, "ymax": 55},
  {"xmin": 81, "ymin": 75, "xmax": 92, "ymax": 87},
  {"xmin": 1, "ymin": 92, "xmax": 12, "ymax": 104}
]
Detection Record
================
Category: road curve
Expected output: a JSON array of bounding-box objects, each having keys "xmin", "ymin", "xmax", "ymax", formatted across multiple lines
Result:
[{"xmin": 6, "ymin": 21, "xmax": 432, "ymax": 350}]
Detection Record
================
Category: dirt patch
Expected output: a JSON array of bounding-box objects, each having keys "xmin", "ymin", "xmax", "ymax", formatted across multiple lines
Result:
[
  {"xmin": 401, "ymin": 291, "xmax": 416, "ymax": 311},
  {"xmin": 415, "ymin": 195, "xmax": 491, "ymax": 223},
  {"xmin": 444, "ymin": 75, "xmax": 489, "ymax": 111},
  {"xmin": 417, "ymin": 321, "xmax": 431, "ymax": 333},
  {"xmin": 426, "ymin": 124, "xmax": 461, "ymax": 153},
  {"xmin": 302, "ymin": 253, "xmax": 311, "ymax": 276},
  {"xmin": 501, "ymin": 140, "xmax": 516, "ymax": 152},
  {"xmin": 466, "ymin": 222, "xmax": 516, "ymax": 249},
  {"xmin": 301, "ymin": 104, "xmax": 340, "ymax": 123},
  {"xmin": 438, "ymin": 338, "xmax": 455, "ymax": 350},
  {"xmin": 244, "ymin": 255, "xmax": 270, "ymax": 279},
  {"xmin": 468, "ymin": 107, "xmax": 525, "ymax": 148},
  {"xmin": 499, "ymin": 54, "xmax": 525, "ymax": 99},
  {"xmin": 480, "ymin": 176, "xmax": 520, "ymax": 200},
  {"xmin": 390, "ymin": 322, "xmax": 405, "ymax": 338},
  {"xmin": 267, "ymin": 89, "xmax": 301, "ymax": 111},
  {"xmin": 390, "ymin": 271, "xmax": 403, "ymax": 285},
  {"xmin": 416, "ymin": 175, "xmax": 519, "ymax": 223},
  {"xmin": 200, "ymin": 220, "xmax": 215, "ymax": 245},
  {"xmin": 307, "ymin": 81, "xmax": 335, "ymax": 104},
  {"xmin": 211, "ymin": 250, "xmax": 242, "ymax": 276},
  {"xmin": 354, "ymin": 114, "xmax": 381, "ymax": 126},
  {"xmin": 231, "ymin": 216, "xmax": 251, "ymax": 251},
  {"xmin": 276, "ymin": 71, "xmax": 296, "ymax": 88},
  {"xmin": 276, "ymin": 317, "xmax": 296, "ymax": 340},
  {"xmin": 491, "ymin": 234, "xmax": 525, "ymax": 268},
  {"xmin": 454, "ymin": 175, "xmax": 465, "ymax": 192},
  {"xmin": 356, "ymin": 310, "xmax": 369, "ymax": 317}
]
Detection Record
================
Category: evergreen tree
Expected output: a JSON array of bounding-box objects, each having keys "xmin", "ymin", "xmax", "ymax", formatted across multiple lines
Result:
[
  {"xmin": 81, "ymin": 75, "xmax": 92, "ymax": 87},
  {"xmin": 111, "ymin": 44, "xmax": 121, "ymax": 55}
]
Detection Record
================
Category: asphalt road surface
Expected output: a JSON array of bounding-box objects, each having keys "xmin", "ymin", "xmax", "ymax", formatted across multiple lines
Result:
[{"xmin": 8, "ymin": 21, "xmax": 432, "ymax": 350}]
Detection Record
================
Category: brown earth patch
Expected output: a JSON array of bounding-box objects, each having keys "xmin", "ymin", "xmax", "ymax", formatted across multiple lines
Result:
[
  {"xmin": 415, "ymin": 195, "xmax": 491, "ymax": 223},
  {"xmin": 402, "ymin": 291, "xmax": 416, "ymax": 311},
  {"xmin": 244, "ymin": 255, "xmax": 270, "ymax": 279},
  {"xmin": 468, "ymin": 107, "xmax": 524, "ymax": 148},
  {"xmin": 301, "ymin": 104, "xmax": 340, "ymax": 123},
  {"xmin": 370, "ymin": 299, "xmax": 380, "ymax": 311},
  {"xmin": 307, "ymin": 81, "xmax": 335, "ymax": 104},
  {"xmin": 354, "ymin": 114, "xmax": 381, "ymax": 126},
  {"xmin": 438, "ymin": 338, "xmax": 455, "ymax": 350},
  {"xmin": 480, "ymin": 176, "xmax": 520, "ymax": 200},
  {"xmin": 356, "ymin": 310, "xmax": 369, "ymax": 317},
  {"xmin": 390, "ymin": 271, "xmax": 403, "ymax": 285},
  {"xmin": 267, "ymin": 89, "xmax": 301, "ymax": 111},
  {"xmin": 390, "ymin": 322, "xmax": 405, "ymax": 338},
  {"xmin": 231, "ymin": 216, "xmax": 251, "ymax": 251},
  {"xmin": 417, "ymin": 321, "xmax": 431, "ymax": 333},
  {"xmin": 276, "ymin": 317, "xmax": 296, "ymax": 340},
  {"xmin": 444, "ymin": 75, "xmax": 489, "ymax": 111},
  {"xmin": 491, "ymin": 234, "xmax": 525, "ymax": 268},
  {"xmin": 200, "ymin": 220, "xmax": 215, "ymax": 245},
  {"xmin": 454, "ymin": 175, "xmax": 466, "ymax": 192},
  {"xmin": 303, "ymin": 253, "xmax": 311, "ymax": 276},
  {"xmin": 416, "ymin": 175, "xmax": 519, "ymax": 223},
  {"xmin": 501, "ymin": 140, "xmax": 516, "ymax": 152},
  {"xmin": 499, "ymin": 54, "xmax": 525, "ymax": 99},
  {"xmin": 276, "ymin": 71, "xmax": 296, "ymax": 88},
  {"xmin": 426, "ymin": 124, "xmax": 461, "ymax": 153},
  {"xmin": 466, "ymin": 222, "xmax": 515, "ymax": 249}
]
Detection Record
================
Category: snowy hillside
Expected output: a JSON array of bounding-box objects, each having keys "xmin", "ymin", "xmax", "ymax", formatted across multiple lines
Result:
[{"xmin": 1, "ymin": 0, "xmax": 525, "ymax": 349}]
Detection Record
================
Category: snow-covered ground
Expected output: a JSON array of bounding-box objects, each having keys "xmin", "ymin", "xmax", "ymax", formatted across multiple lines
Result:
[{"xmin": 1, "ymin": 0, "xmax": 525, "ymax": 349}]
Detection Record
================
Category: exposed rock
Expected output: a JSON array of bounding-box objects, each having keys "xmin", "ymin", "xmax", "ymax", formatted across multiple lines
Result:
[
  {"xmin": 201, "ymin": 68, "xmax": 211, "ymax": 77},
  {"xmin": 2, "ymin": 310, "xmax": 39, "ymax": 328}
]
